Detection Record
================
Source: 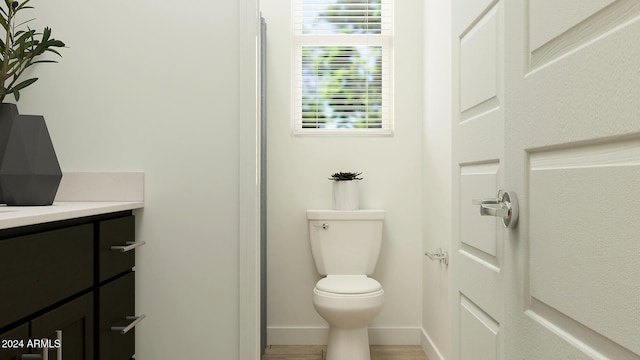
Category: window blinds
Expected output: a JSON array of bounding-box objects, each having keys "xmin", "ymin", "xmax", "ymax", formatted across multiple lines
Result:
[
  {"xmin": 293, "ymin": 0, "xmax": 393, "ymax": 35},
  {"xmin": 293, "ymin": 0, "xmax": 393, "ymax": 134}
]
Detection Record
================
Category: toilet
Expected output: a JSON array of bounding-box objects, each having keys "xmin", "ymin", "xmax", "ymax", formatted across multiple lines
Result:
[{"xmin": 307, "ymin": 209, "xmax": 385, "ymax": 360}]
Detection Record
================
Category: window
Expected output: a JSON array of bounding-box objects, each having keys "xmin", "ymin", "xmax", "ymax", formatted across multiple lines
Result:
[{"xmin": 293, "ymin": 0, "xmax": 393, "ymax": 135}]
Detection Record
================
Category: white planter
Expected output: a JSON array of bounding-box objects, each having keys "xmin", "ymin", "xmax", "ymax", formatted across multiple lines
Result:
[{"xmin": 332, "ymin": 181, "xmax": 359, "ymax": 210}]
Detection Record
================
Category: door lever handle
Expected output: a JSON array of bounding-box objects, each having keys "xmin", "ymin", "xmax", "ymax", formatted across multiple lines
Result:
[
  {"xmin": 478, "ymin": 203, "xmax": 509, "ymax": 218},
  {"xmin": 472, "ymin": 190, "xmax": 519, "ymax": 229},
  {"xmin": 471, "ymin": 198, "xmax": 500, "ymax": 205},
  {"xmin": 472, "ymin": 198, "xmax": 509, "ymax": 216}
]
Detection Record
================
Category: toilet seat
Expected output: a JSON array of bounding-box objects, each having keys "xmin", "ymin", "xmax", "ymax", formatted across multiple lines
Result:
[{"xmin": 315, "ymin": 275, "xmax": 382, "ymax": 295}]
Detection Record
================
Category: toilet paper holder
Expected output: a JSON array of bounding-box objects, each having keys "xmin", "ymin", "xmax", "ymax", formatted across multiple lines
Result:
[{"xmin": 425, "ymin": 248, "xmax": 448, "ymax": 266}]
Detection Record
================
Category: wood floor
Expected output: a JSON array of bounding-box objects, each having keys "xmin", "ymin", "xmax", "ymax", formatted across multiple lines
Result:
[{"xmin": 262, "ymin": 345, "xmax": 429, "ymax": 360}]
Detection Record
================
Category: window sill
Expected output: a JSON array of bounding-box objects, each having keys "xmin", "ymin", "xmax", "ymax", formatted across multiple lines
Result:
[{"xmin": 292, "ymin": 129, "xmax": 394, "ymax": 137}]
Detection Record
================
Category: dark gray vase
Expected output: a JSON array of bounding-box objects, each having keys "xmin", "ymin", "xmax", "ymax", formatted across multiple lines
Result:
[
  {"xmin": 0, "ymin": 112, "xmax": 62, "ymax": 206},
  {"xmin": 0, "ymin": 103, "xmax": 20, "ymax": 204}
]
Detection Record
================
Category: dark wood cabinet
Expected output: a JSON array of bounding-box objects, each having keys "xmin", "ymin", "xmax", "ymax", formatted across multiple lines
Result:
[
  {"xmin": 98, "ymin": 217, "xmax": 135, "ymax": 283},
  {"xmin": 98, "ymin": 273, "xmax": 135, "ymax": 360},
  {"xmin": 0, "ymin": 324, "xmax": 29, "ymax": 360},
  {"xmin": 0, "ymin": 211, "xmax": 139, "ymax": 360},
  {"xmin": 0, "ymin": 225, "xmax": 93, "ymax": 329},
  {"xmin": 31, "ymin": 293, "xmax": 94, "ymax": 360}
]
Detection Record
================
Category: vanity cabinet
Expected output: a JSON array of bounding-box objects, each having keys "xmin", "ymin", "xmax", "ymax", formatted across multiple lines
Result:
[
  {"xmin": 98, "ymin": 273, "xmax": 135, "ymax": 360},
  {"xmin": 0, "ymin": 211, "xmax": 140, "ymax": 360},
  {"xmin": 0, "ymin": 324, "xmax": 28, "ymax": 360},
  {"xmin": 97, "ymin": 216, "xmax": 138, "ymax": 360},
  {"xmin": 30, "ymin": 293, "xmax": 94, "ymax": 360}
]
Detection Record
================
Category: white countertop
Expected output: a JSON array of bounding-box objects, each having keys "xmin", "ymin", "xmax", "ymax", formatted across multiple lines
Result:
[{"xmin": 0, "ymin": 201, "xmax": 144, "ymax": 230}]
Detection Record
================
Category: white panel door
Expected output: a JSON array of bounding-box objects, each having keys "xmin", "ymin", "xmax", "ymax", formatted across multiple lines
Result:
[
  {"xmin": 452, "ymin": 0, "xmax": 504, "ymax": 359},
  {"xmin": 453, "ymin": 0, "xmax": 640, "ymax": 359},
  {"xmin": 503, "ymin": 0, "xmax": 640, "ymax": 359}
]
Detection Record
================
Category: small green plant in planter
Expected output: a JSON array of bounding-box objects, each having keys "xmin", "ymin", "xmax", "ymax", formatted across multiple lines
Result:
[
  {"xmin": 328, "ymin": 172, "xmax": 363, "ymax": 181},
  {"xmin": 329, "ymin": 172, "xmax": 362, "ymax": 210},
  {"xmin": 0, "ymin": 0, "xmax": 66, "ymax": 205},
  {"xmin": 0, "ymin": 0, "xmax": 66, "ymax": 102}
]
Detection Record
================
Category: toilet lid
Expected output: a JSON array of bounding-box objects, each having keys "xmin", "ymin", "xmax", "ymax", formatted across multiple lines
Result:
[{"xmin": 316, "ymin": 275, "xmax": 382, "ymax": 294}]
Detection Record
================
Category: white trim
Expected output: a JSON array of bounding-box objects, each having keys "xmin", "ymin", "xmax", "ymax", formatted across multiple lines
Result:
[
  {"xmin": 268, "ymin": 327, "xmax": 329, "ymax": 345},
  {"xmin": 420, "ymin": 327, "xmax": 446, "ymax": 360},
  {"xmin": 238, "ymin": 0, "xmax": 261, "ymax": 359},
  {"xmin": 293, "ymin": 128, "xmax": 394, "ymax": 136},
  {"xmin": 267, "ymin": 326, "xmax": 422, "ymax": 346}
]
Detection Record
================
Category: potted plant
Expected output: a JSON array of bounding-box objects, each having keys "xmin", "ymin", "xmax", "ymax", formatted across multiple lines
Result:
[
  {"xmin": 329, "ymin": 171, "xmax": 362, "ymax": 210},
  {"xmin": 0, "ymin": 0, "xmax": 66, "ymax": 205}
]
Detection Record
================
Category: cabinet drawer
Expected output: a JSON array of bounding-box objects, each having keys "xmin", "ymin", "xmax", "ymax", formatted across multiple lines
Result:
[
  {"xmin": 0, "ymin": 225, "xmax": 93, "ymax": 329},
  {"xmin": 99, "ymin": 216, "xmax": 135, "ymax": 282},
  {"xmin": 99, "ymin": 272, "xmax": 135, "ymax": 360}
]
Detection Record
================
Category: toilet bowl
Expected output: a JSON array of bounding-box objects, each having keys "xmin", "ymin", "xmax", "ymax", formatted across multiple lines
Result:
[
  {"xmin": 312, "ymin": 275, "xmax": 384, "ymax": 360},
  {"xmin": 306, "ymin": 209, "xmax": 386, "ymax": 360}
]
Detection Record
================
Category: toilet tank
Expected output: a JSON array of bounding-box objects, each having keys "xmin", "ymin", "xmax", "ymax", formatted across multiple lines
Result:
[{"xmin": 307, "ymin": 209, "xmax": 384, "ymax": 276}]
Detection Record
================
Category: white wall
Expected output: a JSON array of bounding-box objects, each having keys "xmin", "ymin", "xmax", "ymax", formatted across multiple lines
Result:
[
  {"xmin": 15, "ymin": 0, "xmax": 246, "ymax": 358},
  {"xmin": 421, "ymin": 0, "xmax": 453, "ymax": 359},
  {"xmin": 261, "ymin": 0, "xmax": 425, "ymax": 345}
]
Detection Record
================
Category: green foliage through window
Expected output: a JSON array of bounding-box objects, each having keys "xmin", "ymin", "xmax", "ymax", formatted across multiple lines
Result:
[
  {"xmin": 301, "ymin": 45, "xmax": 382, "ymax": 129},
  {"xmin": 301, "ymin": 0, "xmax": 383, "ymax": 35},
  {"xmin": 294, "ymin": 0, "xmax": 392, "ymax": 133}
]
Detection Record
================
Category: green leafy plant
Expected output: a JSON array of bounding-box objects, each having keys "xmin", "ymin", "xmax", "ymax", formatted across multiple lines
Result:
[
  {"xmin": 0, "ymin": 0, "xmax": 65, "ymax": 102},
  {"xmin": 329, "ymin": 172, "xmax": 363, "ymax": 181}
]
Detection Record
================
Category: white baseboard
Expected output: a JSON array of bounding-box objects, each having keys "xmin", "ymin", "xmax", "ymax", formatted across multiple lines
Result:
[
  {"xmin": 268, "ymin": 327, "xmax": 328, "ymax": 345},
  {"xmin": 267, "ymin": 326, "xmax": 422, "ymax": 346},
  {"xmin": 420, "ymin": 327, "xmax": 446, "ymax": 360},
  {"xmin": 369, "ymin": 327, "xmax": 421, "ymax": 345}
]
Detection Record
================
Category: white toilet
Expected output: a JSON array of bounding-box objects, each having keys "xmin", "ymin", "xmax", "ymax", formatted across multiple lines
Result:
[{"xmin": 307, "ymin": 209, "xmax": 385, "ymax": 360}]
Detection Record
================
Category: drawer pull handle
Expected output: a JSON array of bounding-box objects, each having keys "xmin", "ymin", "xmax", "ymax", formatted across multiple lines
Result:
[
  {"xmin": 22, "ymin": 330, "xmax": 61, "ymax": 360},
  {"xmin": 111, "ymin": 314, "xmax": 146, "ymax": 335},
  {"xmin": 22, "ymin": 355, "xmax": 43, "ymax": 360},
  {"xmin": 111, "ymin": 241, "xmax": 146, "ymax": 252},
  {"xmin": 55, "ymin": 330, "xmax": 62, "ymax": 360}
]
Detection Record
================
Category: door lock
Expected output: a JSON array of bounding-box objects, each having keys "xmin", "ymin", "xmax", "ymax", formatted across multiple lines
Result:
[{"xmin": 472, "ymin": 190, "xmax": 519, "ymax": 229}]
